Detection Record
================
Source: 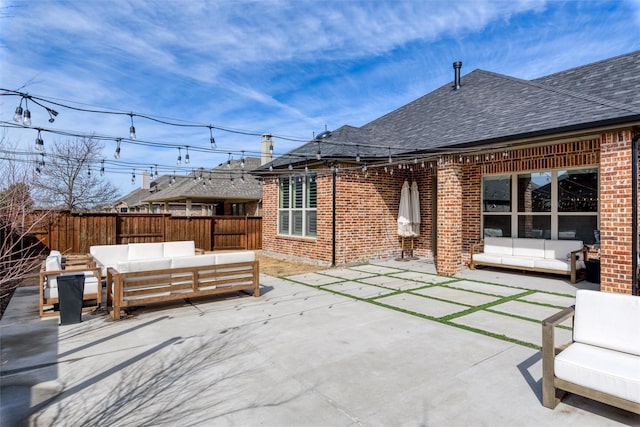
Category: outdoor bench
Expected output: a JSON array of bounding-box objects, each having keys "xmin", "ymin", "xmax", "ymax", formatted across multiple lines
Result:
[
  {"xmin": 39, "ymin": 251, "xmax": 102, "ymax": 318},
  {"xmin": 469, "ymin": 237, "xmax": 586, "ymax": 283},
  {"xmin": 90, "ymin": 241, "xmax": 259, "ymax": 320},
  {"xmin": 542, "ymin": 289, "xmax": 640, "ymax": 414}
]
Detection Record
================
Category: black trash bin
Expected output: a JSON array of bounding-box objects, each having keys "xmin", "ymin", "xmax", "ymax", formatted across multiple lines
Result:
[
  {"xmin": 586, "ymin": 259, "xmax": 601, "ymax": 284},
  {"xmin": 57, "ymin": 273, "xmax": 85, "ymax": 325}
]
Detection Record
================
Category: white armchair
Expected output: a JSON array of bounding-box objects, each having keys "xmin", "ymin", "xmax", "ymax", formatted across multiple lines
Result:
[{"xmin": 39, "ymin": 251, "xmax": 102, "ymax": 318}]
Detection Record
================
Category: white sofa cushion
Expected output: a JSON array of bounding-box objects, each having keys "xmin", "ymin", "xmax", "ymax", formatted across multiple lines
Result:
[
  {"xmin": 483, "ymin": 237, "xmax": 513, "ymax": 256},
  {"xmin": 500, "ymin": 255, "xmax": 538, "ymax": 269},
  {"xmin": 471, "ymin": 253, "xmax": 502, "ymax": 265},
  {"xmin": 127, "ymin": 242, "xmax": 164, "ymax": 260},
  {"xmin": 555, "ymin": 342, "xmax": 640, "ymax": 403},
  {"xmin": 574, "ymin": 290, "xmax": 640, "ymax": 355},
  {"xmin": 163, "ymin": 241, "xmax": 196, "ymax": 258},
  {"xmin": 90, "ymin": 244, "xmax": 130, "ymax": 275},
  {"xmin": 214, "ymin": 251, "xmax": 256, "ymax": 264},
  {"xmin": 544, "ymin": 239, "xmax": 584, "ymax": 261},
  {"xmin": 533, "ymin": 258, "xmax": 573, "ymax": 273},
  {"xmin": 116, "ymin": 257, "xmax": 172, "ymax": 273},
  {"xmin": 44, "ymin": 275, "xmax": 99, "ymax": 299},
  {"xmin": 171, "ymin": 254, "xmax": 215, "ymax": 269},
  {"xmin": 512, "ymin": 238, "xmax": 545, "ymax": 258}
]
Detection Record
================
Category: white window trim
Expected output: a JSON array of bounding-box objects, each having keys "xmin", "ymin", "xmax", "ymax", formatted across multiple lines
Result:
[{"xmin": 277, "ymin": 175, "xmax": 317, "ymax": 238}]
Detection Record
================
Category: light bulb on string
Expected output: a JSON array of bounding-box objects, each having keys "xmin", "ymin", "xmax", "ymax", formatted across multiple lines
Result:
[
  {"xmin": 177, "ymin": 147, "xmax": 182, "ymax": 165},
  {"xmin": 356, "ymin": 145, "xmax": 360, "ymax": 162},
  {"xmin": 316, "ymin": 142, "xmax": 322, "ymax": 160},
  {"xmin": 208, "ymin": 126, "xmax": 216, "ymax": 149},
  {"xmin": 131, "ymin": 169, "xmax": 136, "ymax": 185},
  {"xmin": 87, "ymin": 166, "xmax": 91, "ymax": 177},
  {"xmin": 388, "ymin": 147, "xmax": 392, "ymax": 164},
  {"xmin": 226, "ymin": 153, "xmax": 232, "ymax": 169},
  {"xmin": 13, "ymin": 100, "xmax": 23, "ymax": 123},
  {"xmin": 240, "ymin": 150, "xmax": 245, "ymax": 168},
  {"xmin": 114, "ymin": 139, "xmax": 121, "ymax": 159},
  {"xmin": 129, "ymin": 114, "xmax": 136, "ymax": 140},
  {"xmin": 185, "ymin": 146, "xmax": 190, "ymax": 164},
  {"xmin": 100, "ymin": 160, "xmax": 105, "ymax": 176},
  {"xmin": 35, "ymin": 129, "xmax": 44, "ymax": 150}
]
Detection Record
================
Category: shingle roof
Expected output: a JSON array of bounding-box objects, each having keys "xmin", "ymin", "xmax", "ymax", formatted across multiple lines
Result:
[
  {"xmin": 255, "ymin": 50, "xmax": 640, "ymax": 172},
  {"xmin": 114, "ymin": 175, "xmax": 176, "ymax": 208},
  {"xmin": 144, "ymin": 157, "xmax": 262, "ymax": 202}
]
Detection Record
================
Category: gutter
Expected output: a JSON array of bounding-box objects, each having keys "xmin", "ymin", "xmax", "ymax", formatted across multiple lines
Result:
[
  {"xmin": 332, "ymin": 167, "xmax": 337, "ymax": 267},
  {"xmin": 632, "ymin": 133, "xmax": 639, "ymax": 295}
]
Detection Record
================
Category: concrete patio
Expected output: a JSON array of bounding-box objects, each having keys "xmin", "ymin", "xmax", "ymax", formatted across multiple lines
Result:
[{"xmin": 1, "ymin": 260, "xmax": 637, "ymax": 426}]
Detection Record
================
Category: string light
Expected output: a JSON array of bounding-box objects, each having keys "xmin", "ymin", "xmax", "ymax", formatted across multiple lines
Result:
[
  {"xmin": 240, "ymin": 150, "xmax": 245, "ymax": 168},
  {"xmin": 316, "ymin": 141, "xmax": 322, "ymax": 160},
  {"xmin": 87, "ymin": 165, "xmax": 91, "ymax": 177},
  {"xmin": 114, "ymin": 139, "xmax": 121, "ymax": 159},
  {"xmin": 388, "ymin": 147, "xmax": 392, "ymax": 164},
  {"xmin": 177, "ymin": 147, "xmax": 182, "ymax": 165},
  {"xmin": 35, "ymin": 129, "xmax": 44, "ymax": 151},
  {"xmin": 208, "ymin": 125, "xmax": 216, "ymax": 149},
  {"xmin": 129, "ymin": 113, "xmax": 136, "ymax": 140},
  {"xmin": 227, "ymin": 153, "xmax": 232, "ymax": 169},
  {"xmin": 100, "ymin": 160, "xmax": 105, "ymax": 176},
  {"xmin": 356, "ymin": 145, "xmax": 360, "ymax": 162},
  {"xmin": 185, "ymin": 146, "xmax": 190, "ymax": 164},
  {"xmin": 131, "ymin": 168, "xmax": 136, "ymax": 185}
]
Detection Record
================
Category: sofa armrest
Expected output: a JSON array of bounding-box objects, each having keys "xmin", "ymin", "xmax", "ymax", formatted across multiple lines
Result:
[
  {"xmin": 569, "ymin": 247, "xmax": 587, "ymax": 283},
  {"xmin": 542, "ymin": 305, "xmax": 575, "ymax": 408}
]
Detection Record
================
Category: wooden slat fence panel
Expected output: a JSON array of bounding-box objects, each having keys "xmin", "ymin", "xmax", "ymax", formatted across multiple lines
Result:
[{"xmin": 29, "ymin": 212, "xmax": 261, "ymax": 253}]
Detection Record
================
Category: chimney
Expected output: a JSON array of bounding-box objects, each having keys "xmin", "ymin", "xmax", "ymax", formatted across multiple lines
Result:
[
  {"xmin": 453, "ymin": 61, "xmax": 462, "ymax": 90},
  {"xmin": 141, "ymin": 170, "xmax": 150, "ymax": 190},
  {"xmin": 261, "ymin": 133, "xmax": 274, "ymax": 165}
]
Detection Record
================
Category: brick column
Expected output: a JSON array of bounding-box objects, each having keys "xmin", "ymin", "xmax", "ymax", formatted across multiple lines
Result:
[
  {"xmin": 437, "ymin": 159, "xmax": 463, "ymax": 275},
  {"xmin": 600, "ymin": 132, "xmax": 634, "ymax": 294}
]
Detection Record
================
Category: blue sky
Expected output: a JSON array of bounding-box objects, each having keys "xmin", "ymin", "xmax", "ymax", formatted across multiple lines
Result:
[{"xmin": 1, "ymin": 0, "xmax": 640, "ymax": 194}]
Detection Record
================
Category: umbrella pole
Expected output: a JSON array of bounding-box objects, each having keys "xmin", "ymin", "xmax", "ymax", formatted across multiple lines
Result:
[
  {"xmin": 408, "ymin": 236, "xmax": 419, "ymax": 260},
  {"xmin": 396, "ymin": 236, "xmax": 410, "ymax": 261}
]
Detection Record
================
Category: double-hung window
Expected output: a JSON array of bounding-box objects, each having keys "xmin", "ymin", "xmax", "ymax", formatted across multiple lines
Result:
[{"xmin": 278, "ymin": 174, "xmax": 317, "ymax": 237}]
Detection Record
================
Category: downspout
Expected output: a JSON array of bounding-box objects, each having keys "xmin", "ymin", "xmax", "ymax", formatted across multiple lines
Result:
[
  {"xmin": 332, "ymin": 167, "xmax": 337, "ymax": 267},
  {"xmin": 632, "ymin": 133, "xmax": 639, "ymax": 295}
]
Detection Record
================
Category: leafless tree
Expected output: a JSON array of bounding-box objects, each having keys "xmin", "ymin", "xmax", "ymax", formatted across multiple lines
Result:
[
  {"xmin": 0, "ymin": 134, "xmax": 50, "ymax": 316},
  {"xmin": 33, "ymin": 136, "xmax": 120, "ymax": 211}
]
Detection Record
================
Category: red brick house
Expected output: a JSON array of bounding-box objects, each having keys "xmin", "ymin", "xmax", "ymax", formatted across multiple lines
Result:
[{"xmin": 254, "ymin": 51, "xmax": 640, "ymax": 295}]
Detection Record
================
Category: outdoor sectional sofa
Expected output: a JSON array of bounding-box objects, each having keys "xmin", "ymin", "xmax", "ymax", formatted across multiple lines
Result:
[
  {"xmin": 39, "ymin": 251, "xmax": 102, "ymax": 318},
  {"xmin": 90, "ymin": 241, "xmax": 260, "ymax": 320},
  {"xmin": 542, "ymin": 289, "xmax": 640, "ymax": 414},
  {"xmin": 469, "ymin": 237, "xmax": 586, "ymax": 283}
]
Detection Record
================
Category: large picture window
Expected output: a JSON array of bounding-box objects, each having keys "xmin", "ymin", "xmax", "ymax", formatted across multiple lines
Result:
[
  {"xmin": 481, "ymin": 168, "xmax": 598, "ymax": 243},
  {"xmin": 278, "ymin": 174, "xmax": 317, "ymax": 237}
]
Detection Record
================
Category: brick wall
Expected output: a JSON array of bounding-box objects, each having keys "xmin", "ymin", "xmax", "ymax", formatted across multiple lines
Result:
[
  {"xmin": 599, "ymin": 131, "xmax": 635, "ymax": 294},
  {"xmin": 263, "ymin": 132, "xmax": 637, "ymax": 293}
]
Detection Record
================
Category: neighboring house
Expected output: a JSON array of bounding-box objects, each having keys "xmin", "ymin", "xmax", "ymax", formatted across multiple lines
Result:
[
  {"xmin": 254, "ymin": 51, "xmax": 640, "ymax": 295},
  {"xmin": 114, "ymin": 157, "xmax": 263, "ymax": 216}
]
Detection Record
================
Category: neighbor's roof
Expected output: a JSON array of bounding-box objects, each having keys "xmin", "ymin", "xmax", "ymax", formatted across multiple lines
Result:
[
  {"xmin": 143, "ymin": 157, "xmax": 262, "ymax": 203},
  {"xmin": 114, "ymin": 174, "xmax": 176, "ymax": 208},
  {"xmin": 255, "ymin": 50, "xmax": 640, "ymax": 172}
]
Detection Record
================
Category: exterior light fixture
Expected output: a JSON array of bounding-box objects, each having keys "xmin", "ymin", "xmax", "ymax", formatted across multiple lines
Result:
[
  {"xmin": 185, "ymin": 146, "xmax": 190, "ymax": 164},
  {"xmin": 13, "ymin": 103, "xmax": 23, "ymax": 122},
  {"xmin": 22, "ymin": 108, "xmax": 31, "ymax": 126},
  {"xmin": 177, "ymin": 147, "xmax": 182, "ymax": 165},
  {"xmin": 209, "ymin": 126, "xmax": 216, "ymax": 149},
  {"xmin": 114, "ymin": 139, "xmax": 121, "ymax": 159},
  {"xmin": 35, "ymin": 129, "xmax": 44, "ymax": 150},
  {"xmin": 129, "ymin": 113, "xmax": 136, "ymax": 140}
]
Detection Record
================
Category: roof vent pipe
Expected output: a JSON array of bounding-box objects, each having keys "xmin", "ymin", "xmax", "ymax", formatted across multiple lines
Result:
[{"xmin": 453, "ymin": 61, "xmax": 462, "ymax": 90}]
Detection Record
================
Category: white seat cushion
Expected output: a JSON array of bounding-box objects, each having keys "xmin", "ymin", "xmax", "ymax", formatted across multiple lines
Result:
[
  {"xmin": 127, "ymin": 242, "xmax": 164, "ymax": 260},
  {"xmin": 170, "ymin": 254, "xmax": 215, "ymax": 269},
  {"xmin": 483, "ymin": 237, "xmax": 513, "ymax": 256},
  {"xmin": 500, "ymin": 255, "xmax": 538, "ymax": 269},
  {"xmin": 472, "ymin": 253, "xmax": 502, "ymax": 265},
  {"xmin": 116, "ymin": 258, "xmax": 171, "ymax": 273},
  {"xmin": 163, "ymin": 241, "xmax": 196, "ymax": 258},
  {"xmin": 574, "ymin": 290, "xmax": 640, "ymax": 355},
  {"xmin": 44, "ymin": 275, "xmax": 99, "ymax": 299},
  {"xmin": 512, "ymin": 238, "xmax": 545, "ymax": 258},
  {"xmin": 534, "ymin": 258, "xmax": 575, "ymax": 273},
  {"xmin": 555, "ymin": 342, "xmax": 640, "ymax": 403},
  {"xmin": 214, "ymin": 251, "xmax": 255, "ymax": 265}
]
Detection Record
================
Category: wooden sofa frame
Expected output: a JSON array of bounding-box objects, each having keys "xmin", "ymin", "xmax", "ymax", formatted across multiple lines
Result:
[
  {"xmin": 106, "ymin": 259, "xmax": 260, "ymax": 320},
  {"xmin": 39, "ymin": 255, "xmax": 102, "ymax": 318},
  {"xmin": 470, "ymin": 241, "xmax": 587, "ymax": 283},
  {"xmin": 542, "ymin": 305, "xmax": 640, "ymax": 414}
]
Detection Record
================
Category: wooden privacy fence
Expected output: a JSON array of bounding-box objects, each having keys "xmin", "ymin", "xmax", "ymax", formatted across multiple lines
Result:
[{"xmin": 30, "ymin": 212, "xmax": 262, "ymax": 254}]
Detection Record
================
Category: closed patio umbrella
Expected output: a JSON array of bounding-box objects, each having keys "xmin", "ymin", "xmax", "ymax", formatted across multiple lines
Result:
[
  {"xmin": 397, "ymin": 180, "xmax": 413, "ymax": 260},
  {"xmin": 408, "ymin": 181, "xmax": 421, "ymax": 260}
]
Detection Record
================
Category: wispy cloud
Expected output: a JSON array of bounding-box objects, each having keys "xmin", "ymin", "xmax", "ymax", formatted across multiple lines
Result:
[{"xmin": 1, "ymin": 0, "xmax": 639, "ymax": 190}]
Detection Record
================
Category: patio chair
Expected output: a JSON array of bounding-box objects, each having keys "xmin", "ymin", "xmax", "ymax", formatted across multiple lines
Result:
[{"xmin": 39, "ymin": 250, "xmax": 102, "ymax": 318}]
